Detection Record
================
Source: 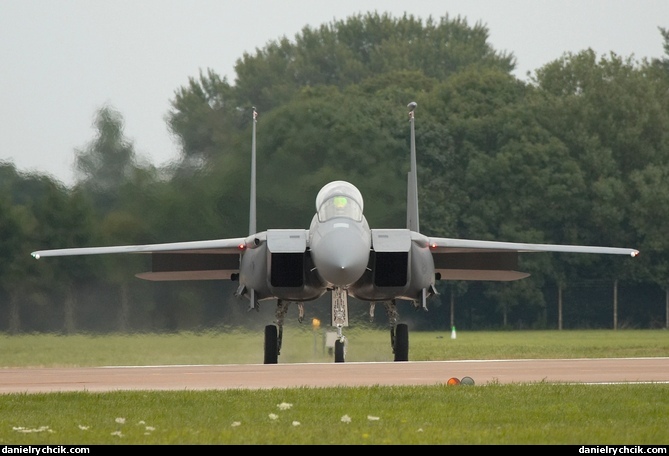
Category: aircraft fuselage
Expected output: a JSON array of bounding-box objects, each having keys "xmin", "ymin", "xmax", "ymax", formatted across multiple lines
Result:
[{"xmin": 237, "ymin": 180, "xmax": 436, "ymax": 306}]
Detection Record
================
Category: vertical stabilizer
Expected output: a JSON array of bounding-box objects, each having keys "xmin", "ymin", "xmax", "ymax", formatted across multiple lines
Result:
[
  {"xmin": 249, "ymin": 108, "xmax": 258, "ymax": 235},
  {"xmin": 407, "ymin": 102, "xmax": 420, "ymax": 232}
]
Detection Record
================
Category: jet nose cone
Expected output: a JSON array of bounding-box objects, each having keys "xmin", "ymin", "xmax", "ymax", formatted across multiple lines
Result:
[{"xmin": 311, "ymin": 228, "xmax": 370, "ymax": 287}]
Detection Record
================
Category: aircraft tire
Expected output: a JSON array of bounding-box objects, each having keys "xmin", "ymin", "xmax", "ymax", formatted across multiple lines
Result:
[
  {"xmin": 393, "ymin": 323, "xmax": 409, "ymax": 362},
  {"xmin": 264, "ymin": 324, "xmax": 279, "ymax": 364},
  {"xmin": 334, "ymin": 339, "xmax": 345, "ymax": 363}
]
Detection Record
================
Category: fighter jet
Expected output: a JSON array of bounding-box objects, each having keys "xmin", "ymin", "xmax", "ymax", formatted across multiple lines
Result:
[{"xmin": 31, "ymin": 103, "xmax": 639, "ymax": 364}]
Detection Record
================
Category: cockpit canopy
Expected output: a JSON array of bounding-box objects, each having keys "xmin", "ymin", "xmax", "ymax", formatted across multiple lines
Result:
[{"xmin": 315, "ymin": 181, "xmax": 364, "ymax": 222}]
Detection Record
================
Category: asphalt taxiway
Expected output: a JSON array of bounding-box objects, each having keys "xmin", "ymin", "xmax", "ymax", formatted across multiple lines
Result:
[{"xmin": 1, "ymin": 358, "xmax": 667, "ymax": 393}]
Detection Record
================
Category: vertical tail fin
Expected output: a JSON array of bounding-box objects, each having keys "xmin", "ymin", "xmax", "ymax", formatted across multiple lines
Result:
[
  {"xmin": 407, "ymin": 102, "xmax": 419, "ymax": 232},
  {"xmin": 249, "ymin": 107, "xmax": 258, "ymax": 236}
]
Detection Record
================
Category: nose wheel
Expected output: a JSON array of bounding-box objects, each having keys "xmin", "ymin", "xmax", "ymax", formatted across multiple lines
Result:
[
  {"xmin": 331, "ymin": 288, "xmax": 349, "ymax": 363},
  {"xmin": 334, "ymin": 334, "xmax": 346, "ymax": 363}
]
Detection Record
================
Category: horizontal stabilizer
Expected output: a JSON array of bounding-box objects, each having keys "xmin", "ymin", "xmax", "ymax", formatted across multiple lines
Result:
[
  {"xmin": 437, "ymin": 269, "xmax": 530, "ymax": 281},
  {"xmin": 136, "ymin": 270, "xmax": 235, "ymax": 281},
  {"xmin": 433, "ymin": 251, "xmax": 528, "ymax": 281},
  {"xmin": 135, "ymin": 252, "xmax": 240, "ymax": 281}
]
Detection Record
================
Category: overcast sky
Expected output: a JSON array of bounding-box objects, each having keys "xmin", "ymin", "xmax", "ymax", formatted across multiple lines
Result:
[{"xmin": 1, "ymin": 0, "xmax": 668, "ymax": 186}]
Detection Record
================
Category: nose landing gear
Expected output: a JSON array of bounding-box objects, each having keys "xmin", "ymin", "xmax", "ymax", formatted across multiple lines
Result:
[{"xmin": 332, "ymin": 287, "xmax": 349, "ymax": 362}]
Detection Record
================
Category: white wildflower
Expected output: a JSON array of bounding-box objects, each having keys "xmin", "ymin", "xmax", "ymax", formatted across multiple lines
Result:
[
  {"xmin": 268, "ymin": 413, "xmax": 279, "ymax": 420},
  {"xmin": 78, "ymin": 425, "xmax": 89, "ymax": 430},
  {"xmin": 111, "ymin": 431, "xmax": 123, "ymax": 437},
  {"xmin": 13, "ymin": 426, "xmax": 52, "ymax": 433},
  {"xmin": 367, "ymin": 415, "xmax": 380, "ymax": 421},
  {"xmin": 292, "ymin": 421, "xmax": 301, "ymax": 426},
  {"xmin": 417, "ymin": 428, "xmax": 424, "ymax": 432},
  {"xmin": 231, "ymin": 421, "xmax": 242, "ymax": 427},
  {"xmin": 277, "ymin": 402, "xmax": 293, "ymax": 410},
  {"xmin": 115, "ymin": 417, "xmax": 126, "ymax": 424},
  {"xmin": 340, "ymin": 415, "xmax": 352, "ymax": 423},
  {"xmin": 145, "ymin": 426, "xmax": 155, "ymax": 432}
]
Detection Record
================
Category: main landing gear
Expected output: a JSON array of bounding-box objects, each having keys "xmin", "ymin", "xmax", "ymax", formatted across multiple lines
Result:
[
  {"xmin": 384, "ymin": 300, "xmax": 409, "ymax": 362},
  {"xmin": 263, "ymin": 299, "xmax": 304, "ymax": 364},
  {"xmin": 262, "ymin": 294, "xmax": 412, "ymax": 364},
  {"xmin": 264, "ymin": 324, "xmax": 279, "ymax": 364}
]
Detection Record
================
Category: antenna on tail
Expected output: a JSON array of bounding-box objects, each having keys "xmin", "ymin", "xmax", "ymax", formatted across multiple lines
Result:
[
  {"xmin": 407, "ymin": 102, "xmax": 420, "ymax": 232},
  {"xmin": 249, "ymin": 107, "xmax": 258, "ymax": 236}
]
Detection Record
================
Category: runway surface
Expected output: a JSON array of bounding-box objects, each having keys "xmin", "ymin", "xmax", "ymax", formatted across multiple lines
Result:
[{"xmin": 1, "ymin": 358, "xmax": 668, "ymax": 393}]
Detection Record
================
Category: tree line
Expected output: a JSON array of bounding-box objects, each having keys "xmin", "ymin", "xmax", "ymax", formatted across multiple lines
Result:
[{"xmin": 1, "ymin": 13, "xmax": 668, "ymax": 333}]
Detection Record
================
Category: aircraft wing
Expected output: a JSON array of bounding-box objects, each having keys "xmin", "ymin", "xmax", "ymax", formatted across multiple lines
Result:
[
  {"xmin": 31, "ymin": 237, "xmax": 247, "ymax": 281},
  {"xmin": 427, "ymin": 237, "xmax": 639, "ymax": 282}
]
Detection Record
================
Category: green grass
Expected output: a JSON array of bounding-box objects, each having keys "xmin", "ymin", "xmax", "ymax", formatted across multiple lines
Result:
[
  {"xmin": 2, "ymin": 385, "xmax": 668, "ymax": 444},
  {"xmin": 0, "ymin": 328, "xmax": 668, "ymax": 444},
  {"xmin": 1, "ymin": 327, "xmax": 667, "ymax": 367}
]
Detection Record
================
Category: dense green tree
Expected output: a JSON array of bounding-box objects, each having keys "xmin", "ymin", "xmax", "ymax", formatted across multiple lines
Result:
[
  {"xmin": 421, "ymin": 67, "xmax": 530, "ymax": 237},
  {"xmin": 525, "ymin": 49, "xmax": 669, "ymax": 327},
  {"xmin": 233, "ymin": 13, "xmax": 515, "ymax": 112},
  {"xmin": 0, "ymin": 168, "xmax": 79, "ymax": 333},
  {"xmin": 416, "ymin": 67, "xmax": 557, "ymax": 323},
  {"xmin": 7, "ymin": 13, "xmax": 669, "ymax": 332},
  {"xmin": 628, "ymin": 163, "xmax": 669, "ymax": 318},
  {"xmin": 0, "ymin": 194, "xmax": 34, "ymax": 333},
  {"xmin": 652, "ymin": 26, "xmax": 669, "ymax": 73},
  {"xmin": 252, "ymin": 85, "xmax": 408, "ymax": 230},
  {"xmin": 533, "ymin": 50, "xmax": 667, "ymax": 270},
  {"xmin": 74, "ymin": 105, "xmax": 139, "ymax": 214},
  {"xmin": 30, "ymin": 181, "xmax": 99, "ymax": 332},
  {"xmin": 167, "ymin": 13, "xmax": 515, "ymax": 172},
  {"xmin": 167, "ymin": 69, "xmax": 245, "ymax": 165}
]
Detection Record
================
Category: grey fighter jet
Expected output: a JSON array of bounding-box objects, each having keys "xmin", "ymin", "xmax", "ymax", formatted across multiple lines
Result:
[{"xmin": 31, "ymin": 103, "xmax": 639, "ymax": 364}]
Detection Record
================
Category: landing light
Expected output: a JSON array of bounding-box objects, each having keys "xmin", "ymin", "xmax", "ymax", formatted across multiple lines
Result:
[
  {"xmin": 237, "ymin": 244, "xmax": 246, "ymax": 251},
  {"xmin": 631, "ymin": 251, "xmax": 639, "ymax": 257}
]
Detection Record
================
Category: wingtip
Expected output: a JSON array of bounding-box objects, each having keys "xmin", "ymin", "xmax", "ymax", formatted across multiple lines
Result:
[
  {"xmin": 31, "ymin": 252, "xmax": 40, "ymax": 260},
  {"xmin": 631, "ymin": 250, "xmax": 640, "ymax": 258}
]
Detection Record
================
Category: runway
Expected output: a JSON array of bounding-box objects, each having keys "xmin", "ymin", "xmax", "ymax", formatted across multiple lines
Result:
[{"xmin": 1, "ymin": 357, "xmax": 668, "ymax": 393}]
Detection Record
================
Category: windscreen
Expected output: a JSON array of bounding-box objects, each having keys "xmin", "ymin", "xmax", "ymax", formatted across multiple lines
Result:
[{"xmin": 315, "ymin": 181, "xmax": 364, "ymax": 222}]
